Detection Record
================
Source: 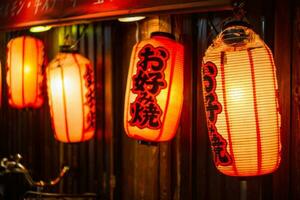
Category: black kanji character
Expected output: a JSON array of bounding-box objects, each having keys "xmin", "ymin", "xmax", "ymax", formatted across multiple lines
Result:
[
  {"xmin": 138, "ymin": 46, "xmax": 167, "ymax": 71},
  {"xmin": 130, "ymin": 102, "xmax": 144, "ymax": 125},
  {"xmin": 137, "ymin": 92, "xmax": 154, "ymax": 104},
  {"xmin": 208, "ymin": 124, "xmax": 216, "ymax": 134},
  {"xmin": 211, "ymin": 133, "xmax": 231, "ymax": 165},
  {"xmin": 203, "ymin": 75, "xmax": 214, "ymax": 93},
  {"xmin": 141, "ymin": 102, "xmax": 161, "ymax": 128},
  {"xmin": 146, "ymin": 72, "xmax": 166, "ymax": 95},
  {"xmin": 205, "ymin": 94, "xmax": 221, "ymax": 122},
  {"xmin": 84, "ymin": 66, "xmax": 94, "ymax": 87},
  {"xmin": 87, "ymin": 110, "xmax": 96, "ymax": 129},
  {"xmin": 132, "ymin": 70, "xmax": 148, "ymax": 93}
]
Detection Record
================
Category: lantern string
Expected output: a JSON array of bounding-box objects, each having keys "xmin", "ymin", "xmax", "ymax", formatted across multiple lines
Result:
[
  {"xmin": 135, "ymin": 21, "xmax": 140, "ymax": 43},
  {"xmin": 220, "ymin": 0, "xmax": 250, "ymax": 32},
  {"xmin": 232, "ymin": 0, "xmax": 246, "ymax": 21},
  {"xmin": 206, "ymin": 1, "xmax": 248, "ymax": 39},
  {"xmin": 240, "ymin": 180, "xmax": 247, "ymax": 200},
  {"xmin": 70, "ymin": 24, "xmax": 88, "ymax": 50},
  {"xmin": 208, "ymin": 15, "xmax": 219, "ymax": 35},
  {"xmin": 62, "ymin": 24, "xmax": 88, "ymax": 50},
  {"xmin": 173, "ymin": 15, "xmax": 183, "ymax": 42}
]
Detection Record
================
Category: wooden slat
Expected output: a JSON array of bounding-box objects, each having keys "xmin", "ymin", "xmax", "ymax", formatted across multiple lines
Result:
[
  {"xmin": 291, "ymin": 3, "xmax": 300, "ymax": 200},
  {"xmin": 194, "ymin": 16, "xmax": 210, "ymax": 200},
  {"xmin": 273, "ymin": 0, "xmax": 292, "ymax": 199},
  {"xmin": 103, "ymin": 23, "xmax": 116, "ymax": 200},
  {"xmin": 86, "ymin": 24, "xmax": 96, "ymax": 192},
  {"xmin": 178, "ymin": 15, "xmax": 193, "ymax": 200},
  {"xmin": 158, "ymin": 15, "xmax": 172, "ymax": 200},
  {"xmin": 94, "ymin": 22, "xmax": 105, "ymax": 196},
  {"xmin": 118, "ymin": 22, "xmax": 136, "ymax": 200}
]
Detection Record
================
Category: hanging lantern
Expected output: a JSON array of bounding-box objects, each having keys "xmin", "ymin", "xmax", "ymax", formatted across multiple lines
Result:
[
  {"xmin": 124, "ymin": 32, "xmax": 184, "ymax": 142},
  {"xmin": 6, "ymin": 36, "xmax": 44, "ymax": 108},
  {"xmin": 202, "ymin": 25, "xmax": 281, "ymax": 176},
  {"xmin": 46, "ymin": 50, "xmax": 95, "ymax": 143}
]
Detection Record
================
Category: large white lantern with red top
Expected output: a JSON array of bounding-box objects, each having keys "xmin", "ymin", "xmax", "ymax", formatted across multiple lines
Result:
[
  {"xmin": 202, "ymin": 24, "xmax": 281, "ymax": 176},
  {"xmin": 46, "ymin": 48, "xmax": 95, "ymax": 143}
]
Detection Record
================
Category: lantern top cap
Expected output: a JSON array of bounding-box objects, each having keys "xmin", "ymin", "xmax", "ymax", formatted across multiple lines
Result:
[
  {"xmin": 151, "ymin": 32, "xmax": 175, "ymax": 40},
  {"xmin": 8, "ymin": 35, "xmax": 42, "ymax": 44},
  {"xmin": 204, "ymin": 25, "xmax": 263, "ymax": 54},
  {"xmin": 222, "ymin": 20, "xmax": 252, "ymax": 31}
]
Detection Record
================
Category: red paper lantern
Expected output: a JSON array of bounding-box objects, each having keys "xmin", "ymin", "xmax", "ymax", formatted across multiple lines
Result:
[
  {"xmin": 202, "ymin": 25, "xmax": 281, "ymax": 176},
  {"xmin": 124, "ymin": 32, "xmax": 184, "ymax": 142},
  {"xmin": 46, "ymin": 51, "xmax": 95, "ymax": 143},
  {"xmin": 6, "ymin": 36, "xmax": 44, "ymax": 108}
]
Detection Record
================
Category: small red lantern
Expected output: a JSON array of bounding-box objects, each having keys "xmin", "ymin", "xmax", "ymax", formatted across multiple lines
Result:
[
  {"xmin": 124, "ymin": 32, "xmax": 184, "ymax": 142},
  {"xmin": 46, "ymin": 50, "xmax": 95, "ymax": 143},
  {"xmin": 6, "ymin": 36, "xmax": 44, "ymax": 108},
  {"xmin": 202, "ymin": 25, "xmax": 281, "ymax": 176}
]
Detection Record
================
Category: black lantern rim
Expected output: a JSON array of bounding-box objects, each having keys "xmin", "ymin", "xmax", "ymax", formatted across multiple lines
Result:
[
  {"xmin": 59, "ymin": 45, "xmax": 79, "ymax": 53},
  {"xmin": 151, "ymin": 32, "xmax": 175, "ymax": 40},
  {"xmin": 222, "ymin": 20, "xmax": 252, "ymax": 31}
]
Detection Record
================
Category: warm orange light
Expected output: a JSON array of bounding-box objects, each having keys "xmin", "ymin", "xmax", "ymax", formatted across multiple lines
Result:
[
  {"xmin": 6, "ymin": 36, "xmax": 44, "ymax": 108},
  {"xmin": 118, "ymin": 16, "xmax": 146, "ymax": 22},
  {"xmin": 124, "ymin": 32, "xmax": 184, "ymax": 142},
  {"xmin": 202, "ymin": 25, "xmax": 281, "ymax": 176},
  {"xmin": 46, "ymin": 52, "xmax": 95, "ymax": 143}
]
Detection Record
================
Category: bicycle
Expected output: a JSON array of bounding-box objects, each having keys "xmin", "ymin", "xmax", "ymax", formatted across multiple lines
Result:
[{"xmin": 0, "ymin": 154, "xmax": 98, "ymax": 200}]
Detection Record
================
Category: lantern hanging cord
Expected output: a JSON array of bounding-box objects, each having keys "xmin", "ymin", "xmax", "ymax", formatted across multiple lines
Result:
[
  {"xmin": 208, "ymin": 14, "xmax": 219, "ymax": 35},
  {"xmin": 135, "ymin": 21, "xmax": 140, "ymax": 42},
  {"xmin": 221, "ymin": 0, "xmax": 250, "ymax": 31},
  {"xmin": 65, "ymin": 24, "xmax": 88, "ymax": 50},
  {"xmin": 232, "ymin": 0, "xmax": 246, "ymax": 21},
  {"xmin": 240, "ymin": 179, "xmax": 247, "ymax": 200}
]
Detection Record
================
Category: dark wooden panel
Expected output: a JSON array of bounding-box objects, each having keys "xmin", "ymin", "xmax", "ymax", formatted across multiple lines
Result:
[
  {"xmin": 0, "ymin": 21, "xmax": 114, "ymax": 199},
  {"xmin": 194, "ymin": 15, "xmax": 210, "ymax": 200},
  {"xmin": 117, "ymin": 22, "xmax": 137, "ymax": 200},
  {"xmin": 273, "ymin": 0, "xmax": 292, "ymax": 199},
  {"xmin": 103, "ymin": 23, "xmax": 116, "ymax": 200},
  {"xmin": 177, "ymin": 15, "xmax": 194, "ymax": 200},
  {"xmin": 291, "ymin": 2, "xmax": 300, "ymax": 200}
]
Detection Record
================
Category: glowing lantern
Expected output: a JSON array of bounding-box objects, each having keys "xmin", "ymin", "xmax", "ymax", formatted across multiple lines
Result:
[
  {"xmin": 124, "ymin": 32, "xmax": 184, "ymax": 142},
  {"xmin": 46, "ymin": 51, "xmax": 95, "ymax": 143},
  {"xmin": 6, "ymin": 36, "xmax": 44, "ymax": 108},
  {"xmin": 202, "ymin": 25, "xmax": 281, "ymax": 176}
]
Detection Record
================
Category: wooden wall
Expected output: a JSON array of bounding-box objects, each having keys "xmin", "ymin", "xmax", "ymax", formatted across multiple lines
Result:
[
  {"xmin": 0, "ymin": 22, "xmax": 116, "ymax": 199},
  {"xmin": 0, "ymin": 0, "xmax": 299, "ymax": 199}
]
